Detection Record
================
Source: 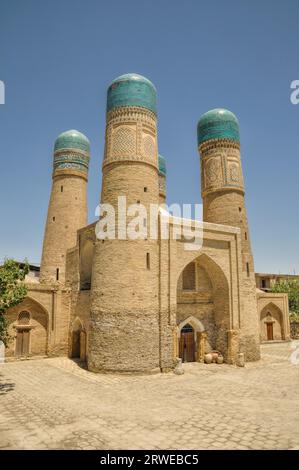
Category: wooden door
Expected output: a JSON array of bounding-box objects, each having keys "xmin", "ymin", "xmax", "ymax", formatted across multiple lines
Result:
[
  {"xmin": 179, "ymin": 330, "xmax": 195, "ymax": 362},
  {"xmin": 15, "ymin": 330, "xmax": 30, "ymax": 357},
  {"xmin": 267, "ymin": 323, "xmax": 274, "ymax": 341}
]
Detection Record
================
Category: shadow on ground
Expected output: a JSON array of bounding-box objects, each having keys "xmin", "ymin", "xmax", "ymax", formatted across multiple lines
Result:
[
  {"xmin": 0, "ymin": 373, "xmax": 15, "ymax": 395},
  {"xmin": 69, "ymin": 358, "xmax": 87, "ymax": 370}
]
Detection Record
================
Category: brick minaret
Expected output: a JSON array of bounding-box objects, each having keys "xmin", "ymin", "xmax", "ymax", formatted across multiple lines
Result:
[
  {"xmin": 88, "ymin": 74, "xmax": 161, "ymax": 373},
  {"xmin": 198, "ymin": 109, "xmax": 260, "ymax": 361},
  {"xmin": 40, "ymin": 130, "xmax": 90, "ymax": 284}
]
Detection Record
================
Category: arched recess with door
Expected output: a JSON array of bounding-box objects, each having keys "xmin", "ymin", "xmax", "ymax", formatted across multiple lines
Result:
[
  {"xmin": 177, "ymin": 316, "xmax": 205, "ymax": 363},
  {"xmin": 176, "ymin": 253, "xmax": 230, "ymax": 361},
  {"xmin": 260, "ymin": 302, "xmax": 284, "ymax": 341},
  {"xmin": 5, "ymin": 296, "xmax": 48, "ymax": 358},
  {"xmin": 70, "ymin": 317, "xmax": 86, "ymax": 360}
]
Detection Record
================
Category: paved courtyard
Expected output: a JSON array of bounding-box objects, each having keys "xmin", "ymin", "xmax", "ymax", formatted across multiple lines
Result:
[{"xmin": 0, "ymin": 342, "xmax": 298, "ymax": 450}]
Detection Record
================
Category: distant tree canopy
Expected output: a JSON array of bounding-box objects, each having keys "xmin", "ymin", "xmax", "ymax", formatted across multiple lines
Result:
[
  {"xmin": 270, "ymin": 279, "xmax": 299, "ymax": 320},
  {"xmin": 0, "ymin": 259, "xmax": 29, "ymax": 346}
]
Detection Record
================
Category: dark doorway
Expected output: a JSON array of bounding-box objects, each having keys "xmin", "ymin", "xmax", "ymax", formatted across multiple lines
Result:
[
  {"xmin": 267, "ymin": 323, "xmax": 274, "ymax": 341},
  {"xmin": 179, "ymin": 324, "xmax": 195, "ymax": 362},
  {"xmin": 71, "ymin": 330, "xmax": 81, "ymax": 358},
  {"xmin": 15, "ymin": 329, "xmax": 30, "ymax": 357}
]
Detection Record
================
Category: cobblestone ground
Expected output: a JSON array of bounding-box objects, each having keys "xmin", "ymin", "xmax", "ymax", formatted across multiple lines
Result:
[{"xmin": 0, "ymin": 342, "xmax": 298, "ymax": 450}]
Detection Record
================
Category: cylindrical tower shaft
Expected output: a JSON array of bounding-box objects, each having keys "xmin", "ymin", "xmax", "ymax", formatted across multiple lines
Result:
[
  {"xmin": 40, "ymin": 130, "xmax": 90, "ymax": 284},
  {"xmin": 197, "ymin": 109, "xmax": 260, "ymax": 361},
  {"xmin": 158, "ymin": 154, "xmax": 166, "ymax": 205},
  {"xmin": 88, "ymin": 74, "xmax": 161, "ymax": 373}
]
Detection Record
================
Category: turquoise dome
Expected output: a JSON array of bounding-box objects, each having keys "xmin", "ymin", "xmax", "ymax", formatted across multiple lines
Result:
[
  {"xmin": 158, "ymin": 154, "xmax": 166, "ymax": 176},
  {"xmin": 54, "ymin": 130, "xmax": 90, "ymax": 153},
  {"xmin": 107, "ymin": 73, "xmax": 157, "ymax": 114},
  {"xmin": 197, "ymin": 108, "xmax": 239, "ymax": 146}
]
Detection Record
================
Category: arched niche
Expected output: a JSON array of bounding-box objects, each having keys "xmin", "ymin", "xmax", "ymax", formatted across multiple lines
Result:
[
  {"xmin": 70, "ymin": 317, "xmax": 86, "ymax": 360},
  {"xmin": 260, "ymin": 302, "xmax": 284, "ymax": 341},
  {"xmin": 5, "ymin": 296, "xmax": 49, "ymax": 358},
  {"xmin": 176, "ymin": 253, "xmax": 230, "ymax": 357}
]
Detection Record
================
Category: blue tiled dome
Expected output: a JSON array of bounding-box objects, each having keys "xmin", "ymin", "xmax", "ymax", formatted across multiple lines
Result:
[
  {"xmin": 54, "ymin": 130, "xmax": 90, "ymax": 153},
  {"xmin": 197, "ymin": 108, "xmax": 239, "ymax": 146},
  {"xmin": 107, "ymin": 73, "xmax": 157, "ymax": 114},
  {"xmin": 158, "ymin": 154, "xmax": 166, "ymax": 176}
]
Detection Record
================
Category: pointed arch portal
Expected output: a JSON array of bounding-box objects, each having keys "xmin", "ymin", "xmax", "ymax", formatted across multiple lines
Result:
[
  {"xmin": 176, "ymin": 253, "xmax": 230, "ymax": 362},
  {"xmin": 260, "ymin": 302, "xmax": 284, "ymax": 341}
]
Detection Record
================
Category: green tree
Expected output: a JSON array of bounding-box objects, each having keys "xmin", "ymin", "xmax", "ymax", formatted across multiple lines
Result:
[
  {"xmin": 0, "ymin": 259, "xmax": 29, "ymax": 346},
  {"xmin": 270, "ymin": 279, "xmax": 299, "ymax": 320}
]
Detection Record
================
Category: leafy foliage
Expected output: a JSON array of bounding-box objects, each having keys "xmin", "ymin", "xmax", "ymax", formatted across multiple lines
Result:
[
  {"xmin": 269, "ymin": 279, "xmax": 299, "ymax": 320},
  {"xmin": 0, "ymin": 259, "xmax": 29, "ymax": 345}
]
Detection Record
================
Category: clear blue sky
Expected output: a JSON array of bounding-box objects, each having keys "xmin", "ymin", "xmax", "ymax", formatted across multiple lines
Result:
[{"xmin": 0, "ymin": 0, "xmax": 298, "ymax": 273}]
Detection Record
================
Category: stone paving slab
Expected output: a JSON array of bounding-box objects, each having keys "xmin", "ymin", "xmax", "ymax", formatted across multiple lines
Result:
[{"xmin": 0, "ymin": 343, "xmax": 298, "ymax": 450}]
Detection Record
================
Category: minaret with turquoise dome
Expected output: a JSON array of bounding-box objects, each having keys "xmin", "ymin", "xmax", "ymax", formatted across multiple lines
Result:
[
  {"xmin": 88, "ymin": 73, "xmax": 163, "ymax": 373},
  {"xmin": 197, "ymin": 108, "xmax": 260, "ymax": 361},
  {"xmin": 197, "ymin": 109, "xmax": 253, "ymax": 274},
  {"xmin": 40, "ymin": 130, "xmax": 90, "ymax": 284}
]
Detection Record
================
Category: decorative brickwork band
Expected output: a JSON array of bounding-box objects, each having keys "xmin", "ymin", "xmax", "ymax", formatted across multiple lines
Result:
[
  {"xmin": 52, "ymin": 130, "xmax": 90, "ymax": 180},
  {"xmin": 53, "ymin": 149, "xmax": 90, "ymax": 179},
  {"xmin": 103, "ymin": 105, "xmax": 158, "ymax": 171},
  {"xmin": 199, "ymin": 139, "xmax": 244, "ymax": 198}
]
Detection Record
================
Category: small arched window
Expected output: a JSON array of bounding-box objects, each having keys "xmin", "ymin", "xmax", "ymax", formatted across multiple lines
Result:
[{"xmin": 18, "ymin": 311, "xmax": 30, "ymax": 325}]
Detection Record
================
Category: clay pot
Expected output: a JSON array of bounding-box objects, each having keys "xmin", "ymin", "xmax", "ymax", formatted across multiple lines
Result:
[
  {"xmin": 204, "ymin": 353, "xmax": 212, "ymax": 364},
  {"xmin": 211, "ymin": 351, "xmax": 219, "ymax": 363},
  {"xmin": 216, "ymin": 355, "xmax": 224, "ymax": 364}
]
